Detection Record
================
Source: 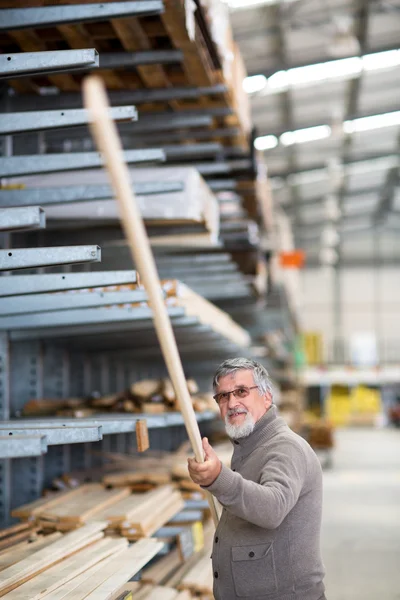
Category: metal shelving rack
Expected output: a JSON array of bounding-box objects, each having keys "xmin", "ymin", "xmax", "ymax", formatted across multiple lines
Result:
[{"xmin": 0, "ymin": 1, "xmax": 278, "ymax": 531}]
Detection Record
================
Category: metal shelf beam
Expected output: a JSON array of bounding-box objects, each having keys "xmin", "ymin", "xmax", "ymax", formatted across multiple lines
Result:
[
  {"xmin": 0, "ymin": 149, "xmax": 164, "ymax": 177},
  {"xmin": 9, "ymin": 308, "xmax": 186, "ymax": 341},
  {"xmin": 0, "ymin": 425, "xmax": 102, "ymax": 445},
  {"xmin": 3, "ymin": 411, "xmax": 216, "ymax": 431},
  {"xmin": 99, "ymin": 50, "xmax": 182, "ymax": 69},
  {"xmin": 0, "ymin": 245, "xmax": 100, "ymax": 272},
  {"xmin": 129, "ymin": 114, "xmax": 212, "ymax": 133},
  {"xmin": 0, "ymin": 435, "xmax": 47, "ymax": 458},
  {"xmin": 0, "ymin": 182, "xmax": 184, "ymax": 207},
  {"xmin": 0, "ymin": 290, "xmax": 150, "ymax": 316},
  {"xmin": 5, "ymin": 84, "xmax": 227, "ymax": 112},
  {"xmin": 0, "ymin": 2, "xmax": 163, "ymax": 30},
  {"xmin": 0, "ymin": 207, "xmax": 45, "ymax": 232},
  {"xmin": 0, "ymin": 270, "xmax": 138, "ymax": 297},
  {"xmin": 0, "ymin": 106, "xmax": 137, "ymax": 136},
  {"xmin": 163, "ymin": 142, "xmax": 222, "ymax": 160},
  {"xmin": 1, "ymin": 305, "xmax": 184, "ymax": 331},
  {"xmin": 0, "ymin": 49, "xmax": 99, "ymax": 79}
]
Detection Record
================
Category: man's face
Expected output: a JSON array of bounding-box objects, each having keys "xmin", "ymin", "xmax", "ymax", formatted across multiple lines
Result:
[{"xmin": 215, "ymin": 369, "xmax": 271, "ymax": 434}]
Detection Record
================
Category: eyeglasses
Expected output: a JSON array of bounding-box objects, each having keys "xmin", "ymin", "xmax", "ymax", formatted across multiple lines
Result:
[{"xmin": 213, "ymin": 385, "xmax": 259, "ymax": 405}]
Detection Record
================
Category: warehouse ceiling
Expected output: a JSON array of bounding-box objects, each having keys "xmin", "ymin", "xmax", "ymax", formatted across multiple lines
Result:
[{"xmin": 228, "ymin": 0, "xmax": 400, "ymax": 267}]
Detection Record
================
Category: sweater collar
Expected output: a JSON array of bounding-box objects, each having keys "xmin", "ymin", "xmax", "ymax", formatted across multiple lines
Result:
[{"xmin": 230, "ymin": 405, "xmax": 287, "ymax": 455}]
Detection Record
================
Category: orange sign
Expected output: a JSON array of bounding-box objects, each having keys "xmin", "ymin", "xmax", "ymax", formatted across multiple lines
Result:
[{"xmin": 279, "ymin": 250, "xmax": 305, "ymax": 268}]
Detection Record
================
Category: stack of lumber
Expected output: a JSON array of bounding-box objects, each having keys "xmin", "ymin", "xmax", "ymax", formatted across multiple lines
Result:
[
  {"xmin": 2, "ymin": 0, "xmax": 251, "ymax": 148},
  {"xmin": 0, "ymin": 522, "xmax": 38, "ymax": 553},
  {"xmin": 0, "ymin": 521, "xmax": 162, "ymax": 600},
  {"xmin": 101, "ymin": 442, "xmax": 232, "ymax": 494},
  {"xmin": 22, "ymin": 375, "xmax": 217, "ymax": 417},
  {"xmin": 140, "ymin": 519, "xmax": 216, "ymax": 598},
  {"xmin": 12, "ymin": 484, "xmax": 185, "ymax": 540}
]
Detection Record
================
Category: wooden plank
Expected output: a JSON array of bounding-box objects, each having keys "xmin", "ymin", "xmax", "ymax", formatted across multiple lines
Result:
[
  {"xmin": 82, "ymin": 539, "xmax": 164, "ymax": 600},
  {"xmin": 119, "ymin": 486, "xmax": 178, "ymax": 531},
  {"xmin": 42, "ymin": 554, "xmax": 121, "ymax": 600},
  {"xmin": 122, "ymin": 493, "xmax": 184, "ymax": 539},
  {"xmin": 109, "ymin": 582, "xmax": 141, "ymax": 600},
  {"xmin": 160, "ymin": 0, "xmax": 212, "ymax": 87},
  {"xmin": 0, "ymin": 523, "xmax": 32, "ymax": 541},
  {"xmin": 136, "ymin": 420, "xmax": 149, "ymax": 452},
  {"xmin": 11, "ymin": 489, "xmax": 82, "ymax": 520},
  {"xmin": 141, "ymin": 548, "xmax": 182, "ymax": 585},
  {"xmin": 0, "ymin": 530, "xmax": 38, "ymax": 553},
  {"xmin": 0, "ymin": 521, "xmax": 106, "ymax": 596},
  {"xmin": 3, "ymin": 538, "xmax": 127, "ymax": 600},
  {"xmin": 40, "ymin": 484, "xmax": 130, "ymax": 524},
  {"xmin": 0, "ymin": 533, "xmax": 62, "ymax": 572},
  {"xmin": 137, "ymin": 586, "xmax": 179, "ymax": 600},
  {"xmin": 111, "ymin": 18, "xmax": 175, "ymax": 93}
]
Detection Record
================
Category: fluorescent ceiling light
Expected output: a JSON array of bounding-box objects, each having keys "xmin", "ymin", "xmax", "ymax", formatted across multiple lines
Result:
[
  {"xmin": 254, "ymin": 134, "xmax": 278, "ymax": 150},
  {"xmin": 258, "ymin": 49, "xmax": 400, "ymax": 94},
  {"xmin": 280, "ymin": 125, "xmax": 331, "ymax": 146},
  {"xmin": 226, "ymin": 0, "xmax": 297, "ymax": 10},
  {"xmin": 362, "ymin": 49, "xmax": 400, "ymax": 71},
  {"xmin": 243, "ymin": 74, "xmax": 267, "ymax": 94},
  {"xmin": 344, "ymin": 111, "xmax": 400, "ymax": 134}
]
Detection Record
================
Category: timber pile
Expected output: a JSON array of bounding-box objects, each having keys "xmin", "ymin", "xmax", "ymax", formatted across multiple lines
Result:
[
  {"xmin": 100, "ymin": 442, "xmax": 232, "ymax": 493},
  {"xmin": 141, "ymin": 518, "xmax": 216, "ymax": 598},
  {"xmin": 22, "ymin": 374, "xmax": 217, "ymax": 417},
  {"xmin": 12, "ymin": 483, "xmax": 185, "ymax": 539},
  {"xmin": 0, "ymin": 520, "xmax": 162, "ymax": 600},
  {"xmin": 1, "ymin": 0, "xmax": 251, "ymax": 149}
]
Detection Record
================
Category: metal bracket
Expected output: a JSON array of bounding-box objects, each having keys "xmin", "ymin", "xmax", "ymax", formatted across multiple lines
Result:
[
  {"xmin": 0, "ymin": 207, "xmax": 45, "ymax": 232},
  {"xmin": 0, "ymin": 290, "xmax": 149, "ymax": 316},
  {"xmin": 0, "ymin": 149, "xmax": 165, "ymax": 177},
  {"xmin": 0, "ymin": 49, "xmax": 99, "ymax": 79},
  {"xmin": 0, "ymin": 2, "xmax": 163, "ymax": 31},
  {"xmin": 0, "ymin": 270, "xmax": 138, "ymax": 297},
  {"xmin": 0, "ymin": 435, "xmax": 47, "ymax": 458},
  {"xmin": 0, "ymin": 106, "xmax": 137, "ymax": 135},
  {"xmin": 0, "ymin": 245, "xmax": 101, "ymax": 271}
]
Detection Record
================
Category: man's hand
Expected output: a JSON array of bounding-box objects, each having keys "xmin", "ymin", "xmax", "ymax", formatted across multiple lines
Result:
[{"xmin": 188, "ymin": 437, "xmax": 222, "ymax": 487}]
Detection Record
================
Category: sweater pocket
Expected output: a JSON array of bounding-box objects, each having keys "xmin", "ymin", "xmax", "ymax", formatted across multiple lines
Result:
[{"xmin": 231, "ymin": 543, "xmax": 278, "ymax": 597}]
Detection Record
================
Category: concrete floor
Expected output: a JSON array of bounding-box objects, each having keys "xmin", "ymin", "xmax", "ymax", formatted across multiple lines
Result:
[{"xmin": 321, "ymin": 427, "xmax": 400, "ymax": 600}]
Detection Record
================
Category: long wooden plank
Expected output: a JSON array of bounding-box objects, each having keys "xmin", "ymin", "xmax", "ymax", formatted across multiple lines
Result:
[
  {"xmin": 0, "ymin": 533, "xmax": 62, "ymax": 572},
  {"xmin": 11, "ymin": 489, "xmax": 82, "ymax": 520},
  {"xmin": 122, "ymin": 494, "xmax": 184, "ymax": 540},
  {"xmin": 136, "ymin": 586, "xmax": 179, "ymax": 600},
  {"xmin": 4, "ymin": 538, "xmax": 127, "ymax": 600},
  {"xmin": 40, "ymin": 485, "xmax": 130, "ymax": 523},
  {"xmin": 83, "ymin": 75, "xmax": 219, "ymax": 527},
  {"xmin": 118, "ymin": 486, "xmax": 176, "ymax": 531},
  {"xmin": 83, "ymin": 540, "xmax": 163, "ymax": 600},
  {"xmin": 0, "ymin": 522, "xmax": 106, "ymax": 596},
  {"xmin": 0, "ymin": 523, "xmax": 32, "ymax": 541},
  {"xmin": 141, "ymin": 548, "xmax": 182, "ymax": 585},
  {"xmin": 0, "ymin": 530, "xmax": 38, "ymax": 553}
]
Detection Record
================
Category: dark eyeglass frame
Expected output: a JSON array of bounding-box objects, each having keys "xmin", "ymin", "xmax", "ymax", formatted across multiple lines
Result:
[{"xmin": 213, "ymin": 385, "xmax": 259, "ymax": 405}]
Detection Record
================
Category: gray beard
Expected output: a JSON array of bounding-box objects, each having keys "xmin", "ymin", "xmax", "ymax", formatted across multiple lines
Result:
[{"xmin": 225, "ymin": 411, "xmax": 255, "ymax": 440}]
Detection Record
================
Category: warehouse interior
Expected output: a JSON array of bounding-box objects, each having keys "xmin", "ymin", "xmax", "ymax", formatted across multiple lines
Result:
[{"xmin": 0, "ymin": 0, "xmax": 399, "ymax": 599}]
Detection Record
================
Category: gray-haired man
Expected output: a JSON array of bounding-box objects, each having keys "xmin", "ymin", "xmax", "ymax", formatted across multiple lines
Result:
[{"xmin": 188, "ymin": 358, "xmax": 326, "ymax": 600}]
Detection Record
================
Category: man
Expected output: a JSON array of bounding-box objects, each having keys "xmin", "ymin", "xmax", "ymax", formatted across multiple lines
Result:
[{"xmin": 188, "ymin": 358, "xmax": 326, "ymax": 600}]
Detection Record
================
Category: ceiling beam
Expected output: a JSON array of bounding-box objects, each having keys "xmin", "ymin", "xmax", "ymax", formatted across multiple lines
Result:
[
  {"xmin": 254, "ymin": 106, "xmax": 400, "ymax": 138},
  {"xmin": 283, "ymin": 186, "xmax": 381, "ymax": 212},
  {"xmin": 269, "ymin": 149, "xmax": 398, "ymax": 178}
]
